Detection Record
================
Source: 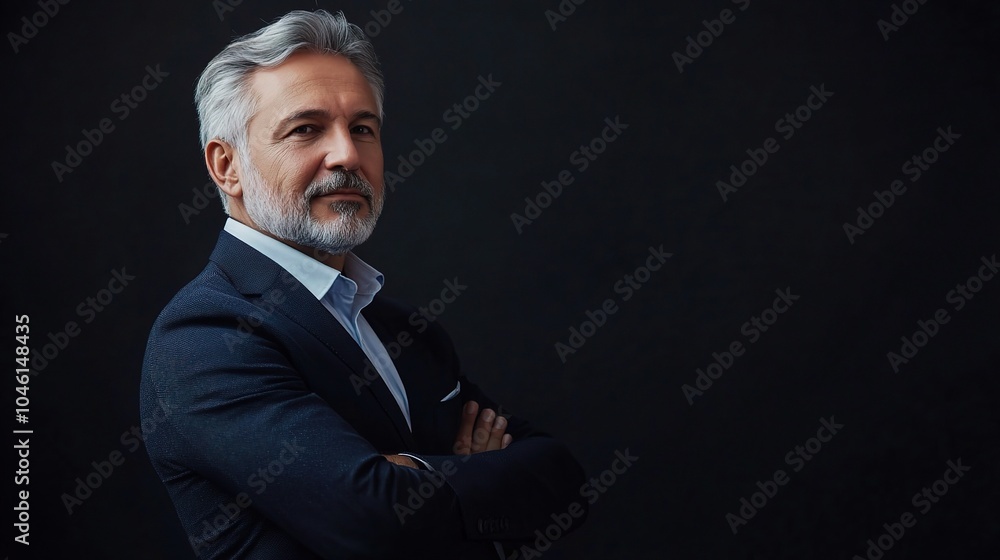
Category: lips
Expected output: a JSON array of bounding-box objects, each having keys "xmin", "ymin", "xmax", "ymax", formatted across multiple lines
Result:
[
  {"xmin": 315, "ymin": 189, "xmax": 365, "ymax": 200},
  {"xmin": 313, "ymin": 189, "xmax": 371, "ymax": 211}
]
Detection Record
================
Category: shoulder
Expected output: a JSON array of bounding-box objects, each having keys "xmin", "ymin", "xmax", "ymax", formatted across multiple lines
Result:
[
  {"xmin": 150, "ymin": 261, "xmax": 253, "ymax": 330},
  {"xmin": 142, "ymin": 258, "xmax": 296, "ymax": 371},
  {"xmin": 139, "ymin": 260, "xmax": 304, "ymax": 426}
]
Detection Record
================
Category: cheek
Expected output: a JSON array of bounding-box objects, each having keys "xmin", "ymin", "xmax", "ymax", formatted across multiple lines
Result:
[
  {"xmin": 362, "ymin": 148, "xmax": 384, "ymax": 189},
  {"xmin": 253, "ymin": 150, "xmax": 312, "ymax": 194},
  {"xmin": 282, "ymin": 157, "xmax": 325, "ymax": 197}
]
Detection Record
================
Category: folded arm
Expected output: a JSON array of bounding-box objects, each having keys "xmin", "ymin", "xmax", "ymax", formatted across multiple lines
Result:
[{"xmin": 142, "ymin": 300, "xmax": 586, "ymax": 557}]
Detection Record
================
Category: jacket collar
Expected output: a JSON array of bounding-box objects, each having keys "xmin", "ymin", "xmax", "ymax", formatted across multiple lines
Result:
[{"xmin": 208, "ymin": 230, "xmax": 417, "ymax": 449}]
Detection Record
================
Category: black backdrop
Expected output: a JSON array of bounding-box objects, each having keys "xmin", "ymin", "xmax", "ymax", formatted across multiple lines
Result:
[{"xmin": 4, "ymin": 0, "xmax": 999, "ymax": 558}]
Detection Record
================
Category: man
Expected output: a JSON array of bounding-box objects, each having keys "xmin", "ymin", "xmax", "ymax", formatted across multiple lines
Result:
[{"xmin": 140, "ymin": 9, "xmax": 587, "ymax": 559}]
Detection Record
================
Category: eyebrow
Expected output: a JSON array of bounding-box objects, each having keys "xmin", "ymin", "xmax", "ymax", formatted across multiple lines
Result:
[
  {"xmin": 274, "ymin": 108, "xmax": 383, "ymax": 134},
  {"xmin": 352, "ymin": 110, "xmax": 383, "ymax": 129}
]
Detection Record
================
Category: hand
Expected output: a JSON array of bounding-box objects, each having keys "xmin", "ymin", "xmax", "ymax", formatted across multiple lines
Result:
[
  {"xmin": 382, "ymin": 454, "xmax": 419, "ymax": 468},
  {"xmin": 452, "ymin": 400, "xmax": 513, "ymax": 455}
]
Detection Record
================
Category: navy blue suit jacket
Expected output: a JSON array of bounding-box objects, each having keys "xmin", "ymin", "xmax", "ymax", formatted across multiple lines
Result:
[{"xmin": 140, "ymin": 231, "xmax": 586, "ymax": 559}]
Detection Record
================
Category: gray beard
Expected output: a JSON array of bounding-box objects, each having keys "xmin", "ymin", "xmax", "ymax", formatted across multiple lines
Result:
[{"xmin": 240, "ymin": 160, "xmax": 383, "ymax": 256}]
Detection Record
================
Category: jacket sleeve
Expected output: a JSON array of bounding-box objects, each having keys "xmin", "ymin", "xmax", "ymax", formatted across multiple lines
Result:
[
  {"xmin": 398, "ymin": 314, "xmax": 589, "ymax": 543},
  {"xmin": 142, "ymin": 289, "xmax": 586, "ymax": 558},
  {"xmin": 142, "ymin": 293, "xmax": 472, "ymax": 558}
]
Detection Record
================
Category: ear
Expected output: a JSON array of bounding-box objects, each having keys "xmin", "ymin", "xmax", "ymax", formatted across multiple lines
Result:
[{"xmin": 205, "ymin": 139, "xmax": 243, "ymax": 199}]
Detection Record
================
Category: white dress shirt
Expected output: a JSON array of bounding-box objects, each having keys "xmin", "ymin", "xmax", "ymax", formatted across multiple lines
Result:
[{"xmin": 224, "ymin": 218, "xmax": 412, "ymax": 429}]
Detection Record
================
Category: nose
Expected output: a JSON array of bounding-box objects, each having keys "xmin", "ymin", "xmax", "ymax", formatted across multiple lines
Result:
[{"xmin": 321, "ymin": 124, "xmax": 360, "ymax": 172}]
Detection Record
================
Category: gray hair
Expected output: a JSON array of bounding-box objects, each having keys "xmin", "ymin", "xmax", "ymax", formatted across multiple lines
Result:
[{"xmin": 194, "ymin": 9, "xmax": 384, "ymax": 212}]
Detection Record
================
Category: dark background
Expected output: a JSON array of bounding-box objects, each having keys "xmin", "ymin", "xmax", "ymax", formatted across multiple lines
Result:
[{"xmin": 4, "ymin": 0, "xmax": 999, "ymax": 558}]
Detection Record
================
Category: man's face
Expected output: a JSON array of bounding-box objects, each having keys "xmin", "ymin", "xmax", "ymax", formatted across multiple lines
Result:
[{"xmin": 237, "ymin": 51, "xmax": 384, "ymax": 255}]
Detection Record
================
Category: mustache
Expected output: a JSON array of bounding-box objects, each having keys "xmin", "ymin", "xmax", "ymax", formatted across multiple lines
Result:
[{"xmin": 305, "ymin": 171, "xmax": 375, "ymax": 203}]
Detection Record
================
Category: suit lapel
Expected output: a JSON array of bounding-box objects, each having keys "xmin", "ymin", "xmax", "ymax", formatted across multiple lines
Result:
[
  {"xmin": 209, "ymin": 231, "xmax": 416, "ymax": 449},
  {"xmin": 362, "ymin": 298, "xmax": 450, "ymax": 450},
  {"xmin": 277, "ymin": 285, "xmax": 417, "ymax": 450}
]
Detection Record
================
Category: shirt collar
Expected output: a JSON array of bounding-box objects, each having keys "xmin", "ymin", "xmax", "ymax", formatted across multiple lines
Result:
[{"xmin": 223, "ymin": 217, "xmax": 384, "ymax": 300}]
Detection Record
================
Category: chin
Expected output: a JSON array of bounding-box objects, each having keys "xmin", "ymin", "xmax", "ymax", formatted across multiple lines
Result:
[{"xmin": 312, "ymin": 202, "xmax": 367, "ymax": 219}]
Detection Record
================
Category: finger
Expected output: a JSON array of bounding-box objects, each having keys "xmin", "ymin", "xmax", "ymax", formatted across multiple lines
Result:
[
  {"xmin": 383, "ymin": 454, "xmax": 417, "ymax": 468},
  {"xmin": 471, "ymin": 408, "xmax": 495, "ymax": 453},
  {"xmin": 453, "ymin": 401, "xmax": 478, "ymax": 455},
  {"xmin": 485, "ymin": 415, "xmax": 507, "ymax": 451},
  {"xmin": 501, "ymin": 434, "xmax": 513, "ymax": 449}
]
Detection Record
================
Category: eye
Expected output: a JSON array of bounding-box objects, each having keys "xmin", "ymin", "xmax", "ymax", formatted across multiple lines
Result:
[
  {"xmin": 290, "ymin": 124, "xmax": 317, "ymax": 136},
  {"xmin": 352, "ymin": 124, "xmax": 375, "ymax": 135}
]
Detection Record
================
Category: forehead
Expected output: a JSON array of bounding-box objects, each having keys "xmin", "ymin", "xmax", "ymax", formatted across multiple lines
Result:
[{"xmin": 247, "ymin": 51, "xmax": 377, "ymax": 127}]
